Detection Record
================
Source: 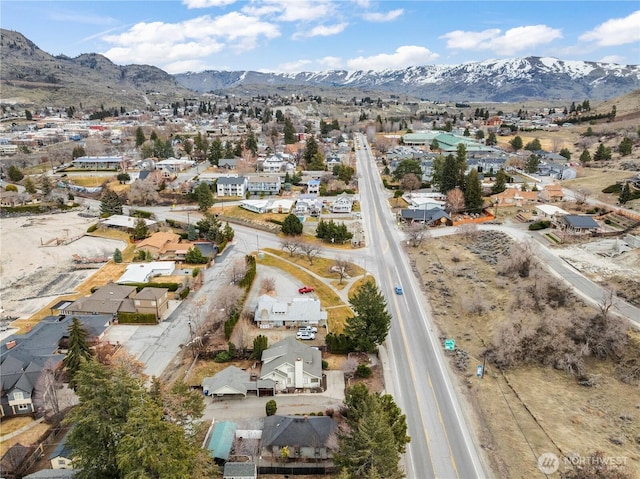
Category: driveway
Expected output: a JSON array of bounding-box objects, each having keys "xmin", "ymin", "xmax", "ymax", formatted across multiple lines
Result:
[{"xmin": 203, "ymin": 370, "xmax": 345, "ymax": 421}]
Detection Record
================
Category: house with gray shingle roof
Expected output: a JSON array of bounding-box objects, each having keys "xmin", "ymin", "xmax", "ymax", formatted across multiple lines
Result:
[
  {"xmin": 254, "ymin": 295, "xmax": 327, "ymax": 328},
  {"xmin": 223, "ymin": 462, "xmax": 257, "ymax": 479},
  {"xmin": 260, "ymin": 337, "xmax": 322, "ymax": 391},
  {"xmin": 202, "ymin": 365, "xmax": 276, "ymax": 398},
  {"xmin": 261, "ymin": 415, "xmax": 337, "ymax": 459},
  {"xmin": 216, "ymin": 175, "xmax": 247, "ymax": 197},
  {"xmin": 562, "ymin": 215, "xmax": 600, "ymax": 234}
]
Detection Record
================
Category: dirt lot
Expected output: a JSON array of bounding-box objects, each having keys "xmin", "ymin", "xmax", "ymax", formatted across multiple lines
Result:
[
  {"xmin": 406, "ymin": 232, "xmax": 640, "ymax": 478},
  {"xmin": 0, "ymin": 211, "xmax": 126, "ymax": 319}
]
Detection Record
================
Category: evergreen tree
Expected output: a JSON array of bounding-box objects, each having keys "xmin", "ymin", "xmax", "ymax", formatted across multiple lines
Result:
[
  {"xmin": 113, "ymin": 248, "xmax": 122, "ymax": 263},
  {"xmin": 71, "ymin": 145, "xmax": 86, "ymax": 159},
  {"xmin": 525, "ymin": 154, "xmax": 541, "ymax": 174},
  {"xmin": 195, "ymin": 182, "xmax": 214, "ymax": 211},
  {"xmin": 283, "ymin": 117, "xmax": 296, "ymax": 144},
  {"xmin": 619, "ymin": 182, "xmax": 631, "ymax": 205},
  {"xmin": 559, "ymin": 148, "xmax": 572, "ymax": 160},
  {"xmin": 475, "ymin": 129, "xmax": 485, "ymax": 141},
  {"xmin": 440, "ymin": 154, "xmax": 458, "ymax": 194},
  {"xmin": 583, "ymin": 126, "xmax": 593, "ymax": 137},
  {"xmin": 429, "ymin": 139, "xmax": 440, "ymax": 151},
  {"xmin": 7, "ymin": 165, "xmax": 24, "ymax": 182},
  {"xmin": 135, "ymin": 126, "xmax": 146, "ymax": 148},
  {"xmin": 392, "ymin": 159, "xmax": 422, "ymax": 181},
  {"xmin": 23, "ymin": 177, "xmax": 36, "ymax": 194},
  {"xmin": 492, "ymin": 169, "xmax": 507, "ymax": 194},
  {"xmin": 344, "ymin": 280, "xmax": 392, "ymax": 352},
  {"xmin": 207, "ymin": 138, "xmax": 223, "ymax": 165},
  {"xmin": 455, "ymin": 143, "xmax": 468, "ymax": 188},
  {"xmin": 39, "ymin": 175, "xmax": 53, "ymax": 196},
  {"xmin": 524, "ymin": 138, "xmax": 542, "ymax": 151},
  {"xmin": 131, "ymin": 217, "xmax": 149, "ymax": 241},
  {"xmin": 303, "ymin": 135, "xmax": 320, "ymax": 166},
  {"xmin": 618, "ymin": 137, "xmax": 633, "ymax": 156},
  {"xmin": 579, "ymin": 149, "xmax": 592, "ymax": 163},
  {"xmin": 187, "ymin": 224, "xmax": 197, "ymax": 241},
  {"xmin": 509, "ymin": 135, "xmax": 523, "ymax": 151},
  {"xmin": 185, "ymin": 247, "xmax": 207, "ymax": 264},
  {"xmin": 62, "ymin": 317, "xmax": 94, "ymax": 388},
  {"xmin": 281, "ymin": 213, "xmax": 303, "ymax": 236},
  {"xmin": 593, "ymin": 143, "xmax": 612, "ymax": 161},
  {"xmin": 252, "ymin": 335, "xmax": 268, "ymax": 359},
  {"xmin": 100, "ymin": 190, "xmax": 123, "ymax": 216},
  {"xmin": 463, "ymin": 127, "xmax": 470, "ymax": 137},
  {"xmin": 464, "ymin": 169, "xmax": 483, "ymax": 213},
  {"xmin": 245, "ymin": 130, "xmax": 258, "ymax": 156},
  {"xmin": 307, "ymin": 151, "xmax": 326, "ymax": 171},
  {"xmin": 486, "ymin": 132, "xmax": 497, "ymax": 146}
]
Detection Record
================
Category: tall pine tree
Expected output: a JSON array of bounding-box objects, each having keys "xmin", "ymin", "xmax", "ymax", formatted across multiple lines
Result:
[
  {"xmin": 464, "ymin": 168, "xmax": 483, "ymax": 213},
  {"xmin": 344, "ymin": 280, "xmax": 391, "ymax": 352},
  {"xmin": 62, "ymin": 317, "xmax": 94, "ymax": 388}
]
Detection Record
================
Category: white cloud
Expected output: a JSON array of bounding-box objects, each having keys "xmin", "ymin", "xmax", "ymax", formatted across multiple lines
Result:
[
  {"xmin": 253, "ymin": 0, "xmax": 335, "ymax": 22},
  {"xmin": 293, "ymin": 22, "xmax": 348, "ymax": 39},
  {"xmin": 363, "ymin": 9, "xmax": 403, "ymax": 22},
  {"xmin": 579, "ymin": 11, "xmax": 640, "ymax": 46},
  {"xmin": 347, "ymin": 45, "xmax": 439, "ymax": 70},
  {"xmin": 101, "ymin": 13, "xmax": 280, "ymax": 71},
  {"xmin": 599, "ymin": 55, "xmax": 626, "ymax": 64},
  {"xmin": 441, "ymin": 25, "xmax": 562, "ymax": 55},
  {"xmin": 354, "ymin": 0, "xmax": 370, "ymax": 7},
  {"xmin": 318, "ymin": 56, "xmax": 343, "ymax": 69},
  {"xmin": 274, "ymin": 59, "xmax": 313, "ymax": 73},
  {"xmin": 182, "ymin": 0, "xmax": 237, "ymax": 8}
]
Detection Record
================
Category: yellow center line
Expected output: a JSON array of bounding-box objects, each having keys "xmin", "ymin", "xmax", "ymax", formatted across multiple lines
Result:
[{"xmin": 428, "ymin": 373, "xmax": 460, "ymax": 478}]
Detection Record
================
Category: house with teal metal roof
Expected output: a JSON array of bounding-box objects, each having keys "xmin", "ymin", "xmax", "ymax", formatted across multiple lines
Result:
[{"xmin": 207, "ymin": 421, "xmax": 237, "ymax": 464}]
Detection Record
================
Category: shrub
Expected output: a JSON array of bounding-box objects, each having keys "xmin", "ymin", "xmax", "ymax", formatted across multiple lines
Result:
[
  {"xmin": 528, "ymin": 220, "xmax": 551, "ymax": 231},
  {"xmin": 178, "ymin": 287, "xmax": 190, "ymax": 299},
  {"xmin": 326, "ymin": 333, "xmax": 355, "ymax": 354},
  {"xmin": 86, "ymin": 223, "xmax": 98, "ymax": 233},
  {"xmin": 322, "ymin": 360, "xmax": 329, "ymax": 370},
  {"xmin": 602, "ymin": 184, "xmax": 621, "ymax": 194},
  {"xmin": 214, "ymin": 351, "xmax": 233, "ymax": 363},
  {"xmin": 266, "ymin": 399, "xmax": 277, "ymax": 416},
  {"xmin": 117, "ymin": 312, "xmax": 157, "ymax": 324},
  {"xmin": 356, "ymin": 364, "xmax": 372, "ymax": 378}
]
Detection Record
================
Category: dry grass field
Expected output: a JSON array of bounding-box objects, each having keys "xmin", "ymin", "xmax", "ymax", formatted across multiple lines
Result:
[{"xmin": 406, "ymin": 233, "xmax": 639, "ymax": 478}]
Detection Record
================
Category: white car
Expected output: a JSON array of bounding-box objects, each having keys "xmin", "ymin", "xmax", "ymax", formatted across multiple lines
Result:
[
  {"xmin": 298, "ymin": 326, "xmax": 318, "ymax": 334},
  {"xmin": 296, "ymin": 331, "xmax": 315, "ymax": 340}
]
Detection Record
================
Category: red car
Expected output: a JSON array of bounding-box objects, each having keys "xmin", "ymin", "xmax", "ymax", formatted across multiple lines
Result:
[{"xmin": 298, "ymin": 286, "xmax": 314, "ymax": 294}]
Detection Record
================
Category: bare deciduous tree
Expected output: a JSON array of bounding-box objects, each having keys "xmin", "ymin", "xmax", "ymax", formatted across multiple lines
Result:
[
  {"xmin": 260, "ymin": 277, "xmax": 277, "ymax": 295},
  {"xmin": 300, "ymin": 241, "xmax": 320, "ymax": 265},
  {"xmin": 127, "ymin": 179, "xmax": 160, "ymax": 206},
  {"xmin": 405, "ymin": 222, "xmax": 430, "ymax": 247},
  {"xmin": 401, "ymin": 173, "xmax": 421, "ymax": 197},
  {"xmin": 497, "ymin": 240, "xmax": 537, "ymax": 278},
  {"xmin": 456, "ymin": 222, "xmax": 479, "ymax": 239},
  {"xmin": 230, "ymin": 257, "xmax": 249, "ymax": 284},
  {"xmin": 446, "ymin": 187, "xmax": 465, "ymax": 213},
  {"xmin": 33, "ymin": 359, "xmax": 65, "ymax": 423},
  {"xmin": 332, "ymin": 256, "xmax": 352, "ymax": 285},
  {"xmin": 281, "ymin": 238, "xmax": 302, "ymax": 257},
  {"xmin": 574, "ymin": 188, "xmax": 592, "ymax": 205},
  {"xmin": 343, "ymin": 355, "xmax": 358, "ymax": 379},
  {"xmin": 214, "ymin": 285, "xmax": 244, "ymax": 320}
]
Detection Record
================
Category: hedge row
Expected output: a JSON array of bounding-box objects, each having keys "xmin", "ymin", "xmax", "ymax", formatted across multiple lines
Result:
[
  {"xmin": 326, "ymin": 333, "xmax": 355, "ymax": 354},
  {"xmin": 117, "ymin": 312, "xmax": 157, "ymax": 324},
  {"xmin": 224, "ymin": 255, "xmax": 257, "ymax": 339},
  {"xmin": 528, "ymin": 220, "xmax": 551, "ymax": 231}
]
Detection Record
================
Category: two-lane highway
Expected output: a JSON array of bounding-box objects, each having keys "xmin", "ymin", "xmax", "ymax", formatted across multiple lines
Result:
[{"xmin": 355, "ymin": 134, "xmax": 487, "ymax": 478}]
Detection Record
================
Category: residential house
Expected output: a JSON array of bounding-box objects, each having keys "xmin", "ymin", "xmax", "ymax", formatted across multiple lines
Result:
[
  {"xmin": 294, "ymin": 198, "xmax": 322, "ymax": 217},
  {"xmin": 260, "ymin": 337, "xmax": 323, "ymax": 391},
  {"xmin": 326, "ymin": 156, "xmax": 341, "ymax": 169},
  {"xmin": 562, "ymin": 215, "xmax": 600, "ymax": 234},
  {"xmin": 223, "ymin": 462, "xmax": 257, "ymax": 479},
  {"xmin": 0, "ymin": 315, "xmax": 111, "ymax": 418},
  {"xmin": 116, "ymin": 261, "xmax": 176, "ymax": 284},
  {"xmin": 50, "ymin": 430, "xmax": 73, "ymax": 470},
  {"xmin": 71, "ymin": 156, "xmax": 123, "ymax": 170},
  {"xmin": 246, "ymin": 174, "xmax": 281, "ymax": 196},
  {"xmin": 239, "ymin": 199, "xmax": 294, "ymax": 214},
  {"xmin": 330, "ymin": 192, "xmax": 354, "ymax": 213},
  {"xmin": 98, "ymin": 215, "xmax": 157, "ymax": 231},
  {"xmin": 306, "ymin": 179, "xmax": 321, "ymax": 195},
  {"xmin": 63, "ymin": 283, "xmax": 169, "ymax": 321},
  {"xmin": 399, "ymin": 208, "xmax": 452, "ymax": 226},
  {"xmin": 539, "ymin": 184, "xmax": 565, "ymax": 202},
  {"xmin": 218, "ymin": 157, "xmax": 238, "ymax": 169},
  {"xmin": 535, "ymin": 204, "xmax": 569, "ymax": 219},
  {"xmin": 202, "ymin": 365, "xmax": 275, "ymax": 398},
  {"xmin": 136, "ymin": 232, "xmax": 181, "ymax": 257},
  {"xmin": 133, "ymin": 287, "xmax": 169, "ymax": 319},
  {"xmin": 23, "ymin": 469, "xmax": 76, "ymax": 478},
  {"xmin": 490, "ymin": 188, "xmax": 539, "ymax": 207},
  {"xmin": 261, "ymin": 415, "xmax": 337, "ymax": 459},
  {"xmin": 216, "ymin": 176, "xmax": 247, "ymax": 197},
  {"xmin": 254, "ymin": 295, "xmax": 327, "ymax": 329},
  {"xmin": 261, "ymin": 155, "xmax": 285, "ymax": 173}
]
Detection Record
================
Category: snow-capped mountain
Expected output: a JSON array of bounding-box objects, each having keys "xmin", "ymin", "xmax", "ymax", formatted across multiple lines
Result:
[{"xmin": 174, "ymin": 57, "xmax": 640, "ymax": 102}]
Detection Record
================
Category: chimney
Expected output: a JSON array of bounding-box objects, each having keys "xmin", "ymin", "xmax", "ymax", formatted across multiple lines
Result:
[{"xmin": 294, "ymin": 357, "xmax": 304, "ymax": 389}]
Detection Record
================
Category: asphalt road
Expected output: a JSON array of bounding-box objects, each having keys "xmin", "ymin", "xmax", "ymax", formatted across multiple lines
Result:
[{"xmin": 354, "ymin": 134, "xmax": 487, "ymax": 479}]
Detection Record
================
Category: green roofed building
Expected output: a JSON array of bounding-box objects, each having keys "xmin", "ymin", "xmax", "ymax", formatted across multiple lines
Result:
[{"xmin": 207, "ymin": 421, "xmax": 237, "ymax": 464}]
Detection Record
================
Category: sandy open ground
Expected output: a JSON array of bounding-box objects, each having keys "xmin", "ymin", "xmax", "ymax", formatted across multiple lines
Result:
[{"xmin": 0, "ymin": 212, "xmax": 126, "ymax": 318}]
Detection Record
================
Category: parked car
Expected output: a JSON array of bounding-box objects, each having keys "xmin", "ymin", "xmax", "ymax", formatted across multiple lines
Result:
[
  {"xmin": 299, "ymin": 325, "xmax": 318, "ymax": 334},
  {"xmin": 395, "ymin": 285, "xmax": 403, "ymax": 295},
  {"xmin": 298, "ymin": 286, "xmax": 314, "ymax": 294},
  {"xmin": 296, "ymin": 331, "xmax": 315, "ymax": 340}
]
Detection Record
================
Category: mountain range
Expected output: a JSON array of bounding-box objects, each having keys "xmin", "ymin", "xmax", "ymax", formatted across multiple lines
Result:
[{"xmin": 1, "ymin": 28, "xmax": 639, "ymax": 109}]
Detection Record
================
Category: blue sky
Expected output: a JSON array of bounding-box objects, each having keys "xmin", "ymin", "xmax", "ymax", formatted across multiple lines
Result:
[{"xmin": 2, "ymin": 1, "xmax": 639, "ymax": 74}]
